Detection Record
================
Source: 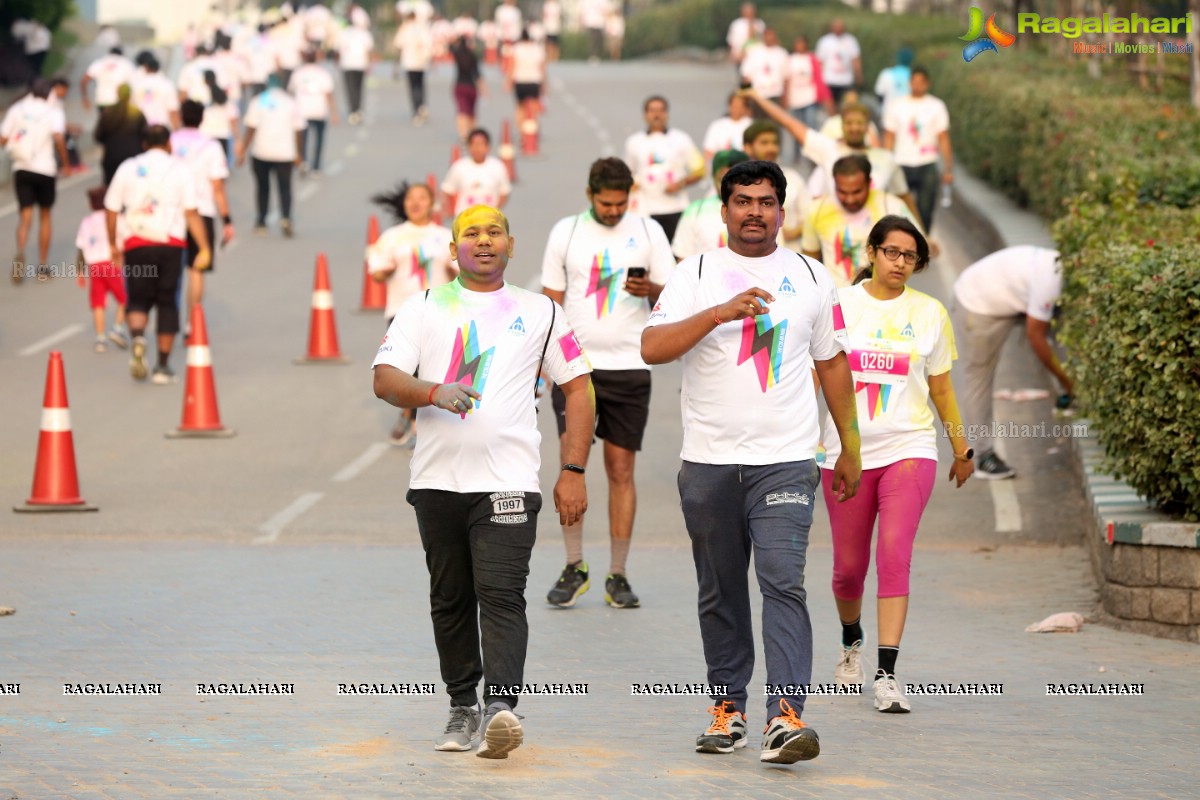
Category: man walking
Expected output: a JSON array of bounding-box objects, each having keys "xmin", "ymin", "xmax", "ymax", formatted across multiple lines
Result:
[
  {"xmin": 105, "ymin": 125, "xmax": 211, "ymax": 384},
  {"xmin": 540, "ymin": 158, "xmax": 674, "ymax": 609},
  {"xmin": 372, "ymin": 205, "xmax": 594, "ymax": 758},
  {"xmin": 236, "ymin": 74, "xmax": 306, "ymax": 237},
  {"xmin": 882, "ymin": 67, "xmax": 953, "ymax": 233},
  {"xmin": 642, "ymin": 160, "xmax": 860, "ymax": 766},
  {"xmin": 623, "ymin": 96, "xmax": 704, "ymax": 242}
]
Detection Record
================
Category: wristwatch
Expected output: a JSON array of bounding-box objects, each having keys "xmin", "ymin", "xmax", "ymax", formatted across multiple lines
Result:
[
  {"xmin": 561, "ymin": 464, "xmax": 586, "ymax": 474},
  {"xmin": 953, "ymin": 448, "xmax": 974, "ymax": 463}
]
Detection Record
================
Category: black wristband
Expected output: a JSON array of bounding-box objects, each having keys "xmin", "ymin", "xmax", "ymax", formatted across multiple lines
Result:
[
  {"xmin": 222, "ymin": 215, "xmax": 232, "ymax": 225},
  {"xmin": 561, "ymin": 464, "xmax": 586, "ymax": 474}
]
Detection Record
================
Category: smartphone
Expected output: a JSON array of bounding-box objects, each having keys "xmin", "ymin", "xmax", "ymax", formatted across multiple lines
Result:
[{"xmin": 626, "ymin": 267, "xmax": 647, "ymax": 279}]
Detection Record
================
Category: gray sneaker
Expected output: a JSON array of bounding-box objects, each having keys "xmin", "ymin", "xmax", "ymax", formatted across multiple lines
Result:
[
  {"xmin": 546, "ymin": 561, "xmax": 589, "ymax": 607},
  {"xmin": 476, "ymin": 702, "xmax": 523, "ymax": 759},
  {"xmin": 434, "ymin": 703, "xmax": 482, "ymax": 751},
  {"xmin": 129, "ymin": 336, "xmax": 149, "ymax": 381}
]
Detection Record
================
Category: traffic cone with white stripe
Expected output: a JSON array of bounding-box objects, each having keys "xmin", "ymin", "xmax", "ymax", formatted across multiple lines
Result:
[
  {"xmin": 166, "ymin": 305, "xmax": 235, "ymax": 438},
  {"xmin": 296, "ymin": 253, "xmax": 350, "ymax": 364},
  {"xmin": 358, "ymin": 215, "xmax": 386, "ymax": 312},
  {"xmin": 520, "ymin": 100, "xmax": 540, "ymax": 156},
  {"xmin": 14, "ymin": 351, "xmax": 97, "ymax": 513},
  {"xmin": 500, "ymin": 119, "xmax": 517, "ymax": 182}
]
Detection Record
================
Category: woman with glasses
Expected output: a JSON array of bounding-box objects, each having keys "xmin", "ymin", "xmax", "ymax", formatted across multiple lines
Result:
[{"xmin": 818, "ymin": 214, "xmax": 973, "ymax": 713}]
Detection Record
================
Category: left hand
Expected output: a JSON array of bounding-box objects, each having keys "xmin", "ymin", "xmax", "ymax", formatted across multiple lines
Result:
[
  {"xmin": 221, "ymin": 224, "xmax": 235, "ymax": 247},
  {"xmin": 947, "ymin": 459, "xmax": 974, "ymax": 488},
  {"xmin": 624, "ymin": 273, "xmax": 651, "ymax": 297},
  {"xmin": 193, "ymin": 248, "xmax": 212, "ymax": 272},
  {"xmin": 553, "ymin": 471, "xmax": 587, "ymax": 526},
  {"xmin": 830, "ymin": 451, "xmax": 862, "ymax": 502}
]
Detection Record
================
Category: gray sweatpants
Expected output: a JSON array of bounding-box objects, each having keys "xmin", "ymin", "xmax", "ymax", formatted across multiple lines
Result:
[
  {"xmin": 950, "ymin": 297, "xmax": 1021, "ymax": 457},
  {"xmin": 678, "ymin": 459, "xmax": 820, "ymax": 721}
]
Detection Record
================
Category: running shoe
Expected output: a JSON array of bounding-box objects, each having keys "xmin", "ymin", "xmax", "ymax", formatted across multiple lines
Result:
[
  {"xmin": 151, "ymin": 365, "xmax": 177, "ymax": 385},
  {"xmin": 94, "ymin": 336, "xmax": 107, "ymax": 353},
  {"xmin": 696, "ymin": 701, "xmax": 746, "ymax": 754},
  {"xmin": 281, "ymin": 219, "xmax": 294, "ymax": 238},
  {"xmin": 389, "ymin": 416, "xmax": 416, "ymax": 447},
  {"xmin": 254, "ymin": 225, "xmax": 269, "ymax": 237},
  {"xmin": 107, "ymin": 327, "xmax": 130, "ymax": 349},
  {"xmin": 975, "ymin": 450, "xmax": 1016, "ymax": 480},
  {"xmin": 835, "ymin": 639, "xmax": 865, "ymax": 687},
  {"xmin": 546, "ymin": 561, "xmax": 589, "ymax": 607},
  {"xmin": 760, "ymin": 699, "xmax": 820, "ymax": 763},
  {"xmin": 873, "ymin": 675, "xmax": 911, "ymax": 713},
  {"xmin": 129, "ymin": 336, "xmax": 149, "ymax": 380},
  {"xmin": 604, "ymin": 573, "xmax": 640, "ymax": 608},
  {"xmin": 434, "ymin": 703, "xmax": 482, "ymax": 751},
  {"xmin": 476, "ymin": 702, "xmax": 523, "ymax": 759},
  {"xmin": 12, "ymin": 250, "xmax": 25, "ymax": 284}
]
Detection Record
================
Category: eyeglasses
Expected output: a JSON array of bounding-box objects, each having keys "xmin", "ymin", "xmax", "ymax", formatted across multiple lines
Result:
[{"xmin": 876, "ymin": 246, "xmax": 919, "ymax": 266}]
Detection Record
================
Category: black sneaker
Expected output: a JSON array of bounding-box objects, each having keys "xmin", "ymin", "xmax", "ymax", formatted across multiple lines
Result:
[
  {"xmin": 604, "ymin": 573, "xmax": 640, "ymax": 608},
  {"xmin": 546, "ymin": 561, "xmax": 589, "ymax": 607},
  {"xmin": 151, "ymin": 365, "xmax": 177, "ymax": 385},
  {"xmin": 760, "ymin": 699, "xmax": 820, "ymax": 764},
  {"xmin": 975, "ymin": 450, "xmax": 1016, "ymax": 480},
  {"xmin": 696, "ymin": 701, "xmax": 746, "ymax": 754}
]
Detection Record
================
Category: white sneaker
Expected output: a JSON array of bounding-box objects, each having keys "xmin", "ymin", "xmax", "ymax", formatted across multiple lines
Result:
[
  {"xmin": 476, "ymin": 702, "xmax": 523, "ymax": 759},
  {"xmin": 873, "ymin": 675, "xmax": 911, "ymax": 713},
  {"xmin": 835, "ymin": 639, "xmax": 865, "ymax": 687}
]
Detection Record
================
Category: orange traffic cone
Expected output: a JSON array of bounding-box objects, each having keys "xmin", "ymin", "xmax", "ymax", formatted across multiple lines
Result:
[
  {"xmin": 358, "ymin": 215, "xmax": 386, "ymax": 312},
  {"xmin": 14, "ymin": 351, "xmax": 97, "ymax": 513},
  {"xmin": 428, "ymin": 173, "xmax": 443, "ymax": 226},
  {"xmin": 296, "ymin": 253, "xmax": 350, "ymax": 364},
  {"xmin": 499, "ymin": 119, "xmax": 517, "ymax": 182},
  {"xmin": 166, "ymin": 305, "xmax": 236, "ymax": 438},
  {"xmin": 520, "ymin": 101, "xmax": 540, "ymax": 156}
]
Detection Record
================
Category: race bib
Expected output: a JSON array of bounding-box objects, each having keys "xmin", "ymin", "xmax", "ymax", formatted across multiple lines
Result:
[{"xmin": 848, "ymin": 337, "xmax": 910, "ymax": 387}]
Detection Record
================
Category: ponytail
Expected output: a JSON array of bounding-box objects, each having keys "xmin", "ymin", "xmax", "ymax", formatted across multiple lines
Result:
[
  {"xmin": 852, "ymin": 265, "xmax": 873, "ymax": 285},
  {"xmin": 204, "ymin": 70, "xmax": 228, "ymax": 106}
]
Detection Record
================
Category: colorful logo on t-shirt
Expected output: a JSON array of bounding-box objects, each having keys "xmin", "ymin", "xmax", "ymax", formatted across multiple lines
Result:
[
  {"xmin": 586, "ymin": 248, "xmax": 622, "ymax": 318},
  {"xmin": 960, "ymin": 8, "xmax": 1016, "ymax": 62},
  {"xmin": 718, "ymin": 230, "xmax": 728, "ymax": 248},
  {"xmin": 409, "ymin": 245, "xmax": 431, "ymax": 289},
  {"xmin": 856, "ymin": 380, "xmax": 893, "ymax": 420},
  {"xmin": 738, "ymin": 312, "xmax": 788, "ymax": 392},
  {"xmin": 444, "ymin": 320, "xmax": 495, "ymax": 416},
  {"xmin": 833, "ymin": 227, "xmax": 859, "ymax": 282},
  {"xmin": 778, "ymin": 277, "xmax": 797, "ymax": 297}
]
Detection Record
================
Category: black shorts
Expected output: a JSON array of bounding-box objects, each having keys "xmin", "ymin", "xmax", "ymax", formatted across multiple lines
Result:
[
  {"xmin": 552, "ymin": 368, "xmax": 650, "ymax": 451},
  {"xmin": 547, "ymin": 34, "xmax": 560, "ymax": 46},
  {"xmin": 186, "ymin": 216, "xmax": 216, "ymax": 270},
  {"xmin": 14, "ymin": 170, "xmax": 55, "ymax": 209},
  {"xmin": 124, "ymin": 245, "xmax": 185, "ymax": 333},
  {"xmin": 514, "ymin": 82, "xmax": 541, "ymax": 103}
]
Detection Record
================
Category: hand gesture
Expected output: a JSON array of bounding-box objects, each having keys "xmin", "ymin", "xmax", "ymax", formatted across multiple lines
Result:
[
  {"xmin": 948, "ymin": 459, "xmax": 974, "ymax": 488},
  {"xmin": 431, "ymin": 381, "xmax": 482, "ymax": 413},
  {"xmin": 715, "ymin": 287, "xmax": 774, "ymax": 324}
]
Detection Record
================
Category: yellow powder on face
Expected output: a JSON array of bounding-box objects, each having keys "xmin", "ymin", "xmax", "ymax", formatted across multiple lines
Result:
[{"xmin": 452, "ymin": 205, "xmax": 510, "ymax": 242}]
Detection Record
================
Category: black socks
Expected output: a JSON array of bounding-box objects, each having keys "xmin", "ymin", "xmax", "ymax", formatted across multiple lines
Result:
[
  {"xmin": 841, "ymin": 617, "xmax": 863, "ymax": 649},
  {"xmin": 877, "ymin": 646, "xmax": 899, "ymax": 679}
]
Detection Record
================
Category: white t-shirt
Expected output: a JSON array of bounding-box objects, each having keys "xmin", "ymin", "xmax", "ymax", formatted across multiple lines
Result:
[
  {"xmin": 624, "ymin": 129, "xmax": 704, "ymax": 216},
  {"xmin": 646, "ymin": 247, "xmax": 844, "ymax": 465},
  {"xmin": 366, "ymin": 221, "xmax": 455, "ymax": 319},
  {"xmin": 85, "ymin": 54, "xmax": 135, "ymax": 106},
  {"xmin": 0, "ymin": 96, "xmax": 64, "ymax": 177},
  {"xmin": 453, "ymin": 15, "xmax": 479, "ymax": 39},
  {"xmin": 169, "ymin": 128, "xmax": 228, "ymax": 219},
  {"xmin": 288, "ymin": 64, "xmax": 336, "ymax": 120},
  {"xmin": 740, "ymin": 44, "xmax": 789, "ymax": 99},
  {"xmin": 104, "ymin": 149, "xmax": 198, "ymax": 247},
  {"xmin": 131, "ymin": 71, "xmax": 179, "ymax": 127},
  {"xmin": 779, "ymin": 163, "xmax": 811, "ymax": 248},
  {"xmin": 304, "ymin": 4, "xmax": 333, "ymax": 41},
  {"xmin": 580, "ymin": 0, "xmax": 609, "ymax": 30},
  {"xmin": 821, "ymin": 283, "xmax": 955, "ymax": 469},
  {"xmin": 178, "ymin": 56, "xmax": 239, "ymax": 140},
  {"xmin": 543, "ymin": 1, "xmax": 562, "ymax": 35},
  {"xmin": 396, "ymin": 0, "xmax": 434, "ymax": 24},
  {"xmin": 337, "ymin": 26, "xmax": 375, "ymax": 70},
  {"xmin": 495, "ymin": 4, "xmax": 523, "ymax": 41},
  {"xmin": 725, "ymin": 17, "xmax": 764, "ymax": 58},
  {"xmin": 672, "ymin": 195, "xmax": 726, "ymax": 261},
  {"xmin": 244, "ymin": 34, "xmax": 277, "ymax": 84},
  {"xmin": 372, "ymin": 280, "xmax": 592, "ymax": 493},
  {"xmin": 395, "ymin": 21, "xmax": 433, "ymax": 70},
  {"xmin": 441, "ymin": 157, "xmax": 512, "ymax": 216},
  {"xmin": 511, "ymin": 41, "xmax": 546, "ymax": 84},
  {"xmin": 802, "ymin": 132, "xmax": 908, "ymax": 199},
  {"xmin": 702, "ymin": 116, "xmax": 752, "ymax": 156},
  {"xmin": 786, "ymin": 52, "xmax": 820, "ymax": 109},
  {"xmin": 244, "ymin": 88, "xmax": 306, "ymax": 162},
  {"xmin": 814, "ymin": 32, "xmax": 860, "ymax": 87},
  {"xmin": 883, "ymin": 94, "xmax": 949, "ymax": 168},
  {"xmin": 541, "ymin": 211, "xmax": 674, "ymax": 371},
  {"xmin": 76, "ymin": 211, "xmax": 113, "ymax": 266},
  {"xmin": 954, "ymin": 246, "xmax": 1062, "ymax": 322},
  {"xmin": 272, "ymin": 22, "xmax": 304, "ymax": 70}
]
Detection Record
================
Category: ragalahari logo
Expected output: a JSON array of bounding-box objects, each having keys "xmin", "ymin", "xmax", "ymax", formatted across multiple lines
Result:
[{"xmin": 960, "ymin": 8, "xmax": 1016, "ymax": 62}]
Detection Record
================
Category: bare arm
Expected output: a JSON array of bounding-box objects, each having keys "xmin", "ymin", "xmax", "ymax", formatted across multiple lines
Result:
[
  {"xmin": 1025, "ymin": 317, "xmax": 1073, "ymax": 393},
  {"xmin": 813, "ymin": 352, "xmax": 860, "ymax": 501},
  {"xmin": 928, "ymin": 371, "xmax": 974, "ymax": 487},
  {"xmin": 641, "ymin": 287, "xmax": 774, "ymax": 365},
  {"xmin": 53, "ymin": 133, "xmax": 68, "ymax": 173},
  {"xmin": 802, "ymin": 248, "xmax": 822, "ymax": 260},
  {"xmin": 883, "ymin": 130, "xmax": 895, "ymax": 151},
  {"xmin": 236, "ymin": 126, "xmax": 255, "ymax": 166},
  {"xmin": 938, "ymin": 130, "xmax": 954, "ymax": 184},
  {"xmin": 80, "ymin": 74, "xmax": 92, "ymax": 111},
  {"xmin": 742, "ymin": 88, "xmax": 809, "ymax": 144},
  {"xmin": 542, "ymin": 287, "xmax": 565, "ymax": 305},
  {"xmin": 213, "ymin": 178, "xmax": 234, "ymax": 245},
  {"xmin": 554, "ymin": 373, "xmax": 595, "ymax": 526},
  {"xmin": 373, "ymin": 363, "xmax": 482, "ymax": 410}
]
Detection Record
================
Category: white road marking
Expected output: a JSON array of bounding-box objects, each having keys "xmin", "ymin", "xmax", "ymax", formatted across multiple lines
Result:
[
  {"xmin": 552, "ymin": 81, "xmax": 613, "ymax": 160},
  {"xmin": 18, "ymin": 324, "xmax": 85, "ymax": 357},
  {"xmin": 253, "ymin": 491, "xmax": 325, "ymax": 544},
  {"xmin": 990, "ymin": 442, "xmax": 1022, "ymax": 531},
  {"xmin": 332, "ymin": 442, "xmax": 390, "ymax": 483},
  {"xmin": 298, "ymin": 182, "xmax": 319, "ymax": 202}
]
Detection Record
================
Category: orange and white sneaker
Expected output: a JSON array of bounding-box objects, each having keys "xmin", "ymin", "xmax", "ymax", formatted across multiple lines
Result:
[
  {"xmin": 695, "ymin": 700, "xmax": 746, "ymax": 754},
  {"xmin": 760, "ymin": 699, "xmax": 820, "ymax": 764}
]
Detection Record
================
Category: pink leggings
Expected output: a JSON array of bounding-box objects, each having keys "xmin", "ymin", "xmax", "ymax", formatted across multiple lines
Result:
[{"xmin": 821, "ymin": 458, "xmax": 937, "ymax": 600}]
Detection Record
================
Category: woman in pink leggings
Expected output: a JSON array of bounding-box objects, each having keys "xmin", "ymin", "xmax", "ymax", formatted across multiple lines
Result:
[{"xmin": 819, "ymin": 215, "xmax": 974, "ymax": 713}]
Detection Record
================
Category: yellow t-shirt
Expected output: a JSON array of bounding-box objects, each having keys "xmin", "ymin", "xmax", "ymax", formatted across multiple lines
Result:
[{"xmin": 801, "ymin": 190, "xmax": 915, "ymax": 288}]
